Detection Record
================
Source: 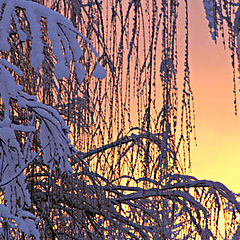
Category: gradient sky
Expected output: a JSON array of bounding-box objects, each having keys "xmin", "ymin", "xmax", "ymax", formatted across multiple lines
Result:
[{"xmin": 187, "ymin": 1, "xmax": 240, "ymax": 193}]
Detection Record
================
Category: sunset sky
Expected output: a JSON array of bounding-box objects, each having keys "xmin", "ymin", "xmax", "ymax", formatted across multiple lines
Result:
[{"xmin": 188, "ymin": 1, "xmax": 240, "ymax": 193}]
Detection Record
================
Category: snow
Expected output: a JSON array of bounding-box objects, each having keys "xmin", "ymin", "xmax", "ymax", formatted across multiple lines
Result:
[
  {"xmin": 63, "ymin": 26, "xmax": 84, "ymax": 61},
  {"xmin": 0, "ymin": 1, "xmax": 96, "ymax": 236},
  {"xmin": 0, "ymin": 64, "xmax": 23, "ymax": 104},
  {"xmin": 13, "ymin": 12, "xmax": 27, "ymax": 42},
  {"xmin": 0, "ymin": 59, "xmax": 23, "ymax": 76},
  {"xmin": 93, "ymin": 62, "xmax": 107, "ymax": 79},
  {"xmin": 0, "ymin": 0, "xmax": 106, "ymax": 84},
  {"xmin": 203, "ymin": 0, "xmax": 218, "ymax": 41},
  {"xmin": 234, "ymin": 8, "xmax": 240, "ymax": 59},
  {"xmin": 25, "ymin": 8, "xmax": 44, "ymax": 71},
  {"xmin": 75, "ymin": 62, "xmax": 86, "ymax": 84},
  {"xmin": 0, "ymin": 0, "xmax": 14, "ymax": 51}
]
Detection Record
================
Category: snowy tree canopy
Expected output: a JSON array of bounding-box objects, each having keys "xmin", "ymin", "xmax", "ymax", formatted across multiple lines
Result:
[
  {"xmin": 0, "ymin": 0, "xmax": 105, "ymax": 238},
  {"xmin": 0, "ymin": 0, "xmax": 239, "ymax": 239}
]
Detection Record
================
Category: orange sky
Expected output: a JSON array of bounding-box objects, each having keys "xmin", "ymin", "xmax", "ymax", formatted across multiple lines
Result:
[{"xmin": 188, "ymin": 1, "xmax": 240, "ymax": 193}]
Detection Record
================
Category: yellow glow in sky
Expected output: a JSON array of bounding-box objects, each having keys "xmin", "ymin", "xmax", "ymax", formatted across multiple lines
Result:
[{"xmin": 189, "ymin": 1, "xmax": 240, "ymax": 193}]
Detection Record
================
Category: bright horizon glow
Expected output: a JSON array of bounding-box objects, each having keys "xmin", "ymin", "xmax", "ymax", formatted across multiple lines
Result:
[{"xmin": 189, "ymin": 1, "xmax": 240, "ymax": 193}]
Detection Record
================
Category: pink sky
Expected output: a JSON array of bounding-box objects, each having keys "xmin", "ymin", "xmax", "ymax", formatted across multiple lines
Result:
[{"xmin": 188, "ymin": 1, "xmax": 240, "ymax": 193}]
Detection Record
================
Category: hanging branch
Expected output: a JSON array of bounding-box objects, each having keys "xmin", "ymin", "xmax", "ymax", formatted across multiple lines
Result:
[
  {"xmin": 0, "ymin": 0, "xmax": 239, "ymax": 239},
  {"xmin": 203, "ymin": 0, "xmax": 240, "ymax": 112}
]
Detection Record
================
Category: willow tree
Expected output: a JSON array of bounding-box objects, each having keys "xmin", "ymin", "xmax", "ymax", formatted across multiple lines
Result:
[{"xmin": 0, "ymin": 0, "xmax": 239, "ymax": 239}]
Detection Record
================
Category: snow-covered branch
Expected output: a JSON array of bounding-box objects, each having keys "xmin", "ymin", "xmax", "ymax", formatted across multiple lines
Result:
[
  {"xmin": 0, "ymin": 0, "xmax": 106, "ymax": 81},
  {"xmin": 0, "ymin": 0, "xmax": 239, "ymax": 239},
  {"xmin": 0, "ymin": 0, "xmax": 107, "ymax": 238}
]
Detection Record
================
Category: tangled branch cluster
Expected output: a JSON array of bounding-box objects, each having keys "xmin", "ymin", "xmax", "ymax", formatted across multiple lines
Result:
[{"xmin": 0, "ymin": 0, "xmax": 239, "ymax": 239}]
